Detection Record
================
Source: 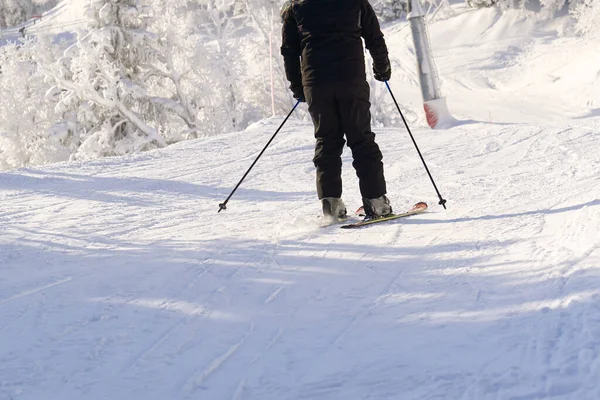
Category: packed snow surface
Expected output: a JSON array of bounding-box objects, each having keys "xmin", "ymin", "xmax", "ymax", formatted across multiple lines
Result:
[{"xmin": 1, "ymin": 1, "xmax": 600, "ymax": 400}]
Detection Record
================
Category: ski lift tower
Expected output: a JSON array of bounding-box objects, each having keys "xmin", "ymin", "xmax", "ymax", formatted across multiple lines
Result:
[{"xmin": 407, "ymin": 0, "xmax": 455, "ymax": 129}]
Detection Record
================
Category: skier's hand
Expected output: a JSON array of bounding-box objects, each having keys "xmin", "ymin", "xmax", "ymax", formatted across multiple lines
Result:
[
  {"xmin": 374, "ymin": 63, "xmax": 391, "ymax": 82},
  {"xmin": 292, "ymin": 86, "xmax": 305, "ymax": 102}
]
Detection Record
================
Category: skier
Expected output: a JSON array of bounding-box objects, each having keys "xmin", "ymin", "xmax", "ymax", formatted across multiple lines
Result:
[{"xmin": 280, "ymin": 0, "xmax": 393, "ymax": 220}]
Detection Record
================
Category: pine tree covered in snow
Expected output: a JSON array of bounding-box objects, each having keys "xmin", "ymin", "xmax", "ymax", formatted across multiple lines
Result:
[{"xmin": 49, "ymin": 0, "xmax": 166, "ymax": 160}]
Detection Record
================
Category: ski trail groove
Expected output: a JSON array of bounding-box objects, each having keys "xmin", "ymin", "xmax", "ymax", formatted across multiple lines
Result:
[
  {"xmin": 261, "ymin": 234, "xmax": 340, "ymax": 306},
  {"xmin": 231, "ymin": 379, "xmax": 247, "ymax": 400},
  {"xmin": 230, "ymin": 327, "xmax": 285, "ymax": 400},
  {"xmin": 0, "ymin": 277, "xmax": 73, "ymax": 306},
  {"xmin": 264, "ymin": 286, "xmax": 285, "ymax": 305},
  {"xmin": 327, "ymin": 226, "xmax": 438, "ymax": 350},
  {"xmin": 119, "ymin": 284, "xmax": 221, "ymax": 374},
  {"xmin": 330, "ymin": 262, "xmax": 406, "ymax": 347},
  {"xmin": 159, "ymin": 245, "xmax": 278, "ymax": 366},
  {"xmin": 116, "ymin": 258, "xmax": 216, "ymax": 373},
  {"xmin": 182, "ymin": 323, "xmax": 255, "ymax": 395}
]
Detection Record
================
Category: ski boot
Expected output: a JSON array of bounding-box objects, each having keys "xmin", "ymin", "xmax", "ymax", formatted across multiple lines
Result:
[
  {"xmin": 321, "ymin": 197, "xmax": 348, "ymax": 220},
  {"xmin": 362, "ymin": 195, "xmax": 393, "ymax": 219}
]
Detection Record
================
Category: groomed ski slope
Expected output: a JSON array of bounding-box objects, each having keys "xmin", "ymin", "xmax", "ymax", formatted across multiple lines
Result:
[
  {"xmin": 2, "ymin": 3, "xmax": 600, "ymax": 400},
  {"xmin": 2, "ymin": 118, "xmax": 599, "ymax": 399}
]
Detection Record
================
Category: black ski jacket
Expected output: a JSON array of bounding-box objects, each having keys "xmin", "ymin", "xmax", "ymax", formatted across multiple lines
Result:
[{"xmin": 280, "ymin": 0, "xmax": 389, "ymax": 92}]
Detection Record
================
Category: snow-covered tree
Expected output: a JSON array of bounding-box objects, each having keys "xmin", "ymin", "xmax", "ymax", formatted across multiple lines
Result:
[
  {"xmin": 146, "ymin": 0, "xmax": 255, "ymax": 137},
  {"xmin": 465, "ymin": 0, "xmax": 587, "ymax": 13},
  {"xmin": 140, "ymin": 0, "xmax": 206, "ymax": 140},
  {"xmin": 197, "ymin": 0, "xmax": 246, "ymax": 131},
  {"xmin": 241, "ymin": 0, "xmax": 299, "ymax": 115},
  {"xmin": 0, "ymin": 0, "xmax": 31, "ymax": 29},
  {"xmin": 376, "ymin": 0, "xmax": 408, "ymax": 20},
  {"xmin": 48, "ymin": 0, "xmax": 166, "ymax": 161},
  {"xmin": 0, "ymin": 38, "xmax": 62, "ymax": 170},
  {"xmin": 374, "ymin": 0, "xmax": 441, "ymax": 21},
  {"xmin": 571, "ymin": 0, "xmax": 600, "ymax": 36},
  {"xmin": 0, "ymin": 0, "xmax": 57, "ymax": 29}
]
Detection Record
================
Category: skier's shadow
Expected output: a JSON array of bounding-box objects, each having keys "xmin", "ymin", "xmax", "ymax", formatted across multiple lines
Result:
[
  {"xmin": 452, "ymin": 118, "xmax": 515, "ymax": 127},
  {"xmin": 0, "ymin": 169, "xmax": 312, "ymax": 205}
]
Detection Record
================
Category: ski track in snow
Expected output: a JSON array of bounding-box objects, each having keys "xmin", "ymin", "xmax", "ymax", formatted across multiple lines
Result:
[{"xmin": 0, "ymin": 277, "xmax": 73, "ymax": 307}]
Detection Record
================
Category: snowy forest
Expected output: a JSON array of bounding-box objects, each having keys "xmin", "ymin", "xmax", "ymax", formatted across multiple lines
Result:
[{"xmin": 0, "ymin": 0, "xmax": 598, "ymax": 170}]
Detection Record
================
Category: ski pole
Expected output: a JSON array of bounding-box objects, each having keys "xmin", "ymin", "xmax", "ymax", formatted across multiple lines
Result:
[
  {"xmin": 384, "ymin": 81, "xmax": 447, "ymax": 209},
  {"xmin": 218, "ymin": 100, "xmax": 301, "ymax": 213}
]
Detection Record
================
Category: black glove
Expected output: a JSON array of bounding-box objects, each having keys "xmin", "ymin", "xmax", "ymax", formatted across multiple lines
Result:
[
  {"xmin": 291, "ymin": 86, "xmax": 305, "ymax": 102},
  {"xmin": 373, "ymin": 62, "xmax": 391, "ymax": 82}
]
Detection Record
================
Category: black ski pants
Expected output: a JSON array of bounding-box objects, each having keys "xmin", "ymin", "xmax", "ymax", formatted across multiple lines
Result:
[{"xmin": 304, "ymin": 82, "xmax": 387, "ymax": 200}]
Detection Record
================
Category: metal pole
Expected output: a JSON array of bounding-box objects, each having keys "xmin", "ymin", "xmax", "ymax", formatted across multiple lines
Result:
[
  {"xmin": 385, "ymin": 81, "xmax": 447, "ymax": 209},
  {"xmin": 269, "ymin": 9, "xmax": 276, "ymax": 117},
  {"xmin": 408, "ymin": 0, "xmax": 442, "ymax": 102},
  {"xmin": 218, "ymin": 100, "xmax": 301, "ymax": 212}
]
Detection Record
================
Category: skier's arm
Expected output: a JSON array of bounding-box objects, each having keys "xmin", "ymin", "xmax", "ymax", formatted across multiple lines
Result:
[
  {"xmin": 280, "ymin": 2, "xmax": 303, "ymax": 99},
  {"xmin": 360, "ymin": 0, "xmax": 391, "ymax": 80}
]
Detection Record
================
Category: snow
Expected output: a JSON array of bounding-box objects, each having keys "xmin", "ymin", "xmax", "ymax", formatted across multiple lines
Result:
[
  {"xmin": 2, "ymin": 119, "xmax": 599, "ymax": 399},
  {"xmin": 1, "ymin": 1, "xmax": 600, "ymax": 400},
  {"xmin": 386, "ymin": 5, "xmax": 600, "ymax": 125}
]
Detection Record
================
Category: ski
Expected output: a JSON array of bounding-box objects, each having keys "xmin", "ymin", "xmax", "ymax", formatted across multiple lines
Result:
[
  {"xmin": 319, "ymin": 216, "xmax": 349, "ymax": 228},
  {"xmin": 340, "ymin": 202, "xmax": 428, "ymax": 229}
]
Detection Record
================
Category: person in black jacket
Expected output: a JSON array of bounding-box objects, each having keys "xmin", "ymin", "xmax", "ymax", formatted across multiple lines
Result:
[{"xmin": 280, "ymin": 0, "xmax": 393, "ymax": 219}]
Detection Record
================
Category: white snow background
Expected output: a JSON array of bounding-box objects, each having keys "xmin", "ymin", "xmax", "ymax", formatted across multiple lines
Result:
[{"xmin": 1, "ymin": 0, "xmax": 600, "ymax": 399}]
